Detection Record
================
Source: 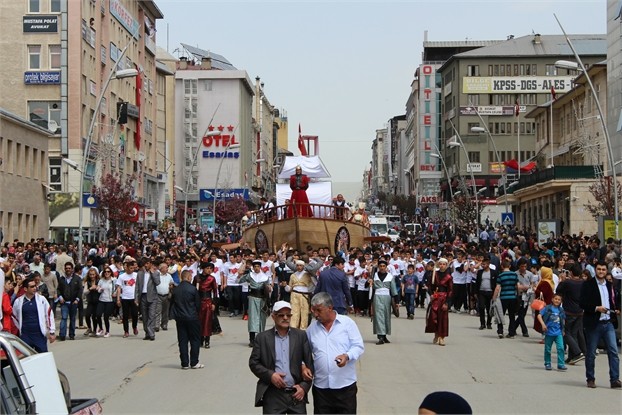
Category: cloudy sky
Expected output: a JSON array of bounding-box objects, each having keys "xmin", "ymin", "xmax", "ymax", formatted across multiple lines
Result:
[{"xmin": 156, "ymin": 0, "xmax": 606, "ymax": 201}]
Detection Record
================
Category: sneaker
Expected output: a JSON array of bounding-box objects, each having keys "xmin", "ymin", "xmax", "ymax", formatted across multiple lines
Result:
[
  {"xmin": 191, "ymin": 363, "xmax": 205, "ymax": 369},
  {"xmin": 181, "ymin": 366, "xmax": 189, "ymax": 370},
  {"xmin": 229, "ymin": 313, "xmax": 235, "ymax": 318},
  {"xmin": 133, "ymin": 328, "xmax": 139, "ymax": 335},
  {"xmin": 557, "ymin": 366, "xmax": 568, "ymax": 371},
  {"xmin": 104, "ymin": 332, "xmax": 110, "ymax": 338},
  {"xmin": 498, "ymin": 334, "xmax": 504, "ymax": 339},
  {"xmin": 505, "ymin": 335, "xmax": 515, "ymax": 339},
  {"xmin": 545, "ymin": 364, "xmax": 552, "ymax": 371},
  {"xmin": 123, "ymin": 332, "xmax": 129, "ymax": 338},
  {"xmin": 243, "ymin": 315, "xmax": 248, "ymax": 321},
  {"xmin": 96, "ymin": 330, "xmax": 104, "ymax": 337},
  {"xmin": 84, "ymin": 329, "xmax": 91, "ymax": 336},
  {"xmin": 479, "ymin": 325, "xmax": 485, "ymax": 330},
  {"xmin": 486, "ymin": 324, "xmax": 492, "ymax": 330},
  {"xmin": 522, "ymin": 333, "xmax": 530, "ymax": 338},
  {"xmin": 568, "ymin": 353, "xmax": 585, "ymax": 365}
]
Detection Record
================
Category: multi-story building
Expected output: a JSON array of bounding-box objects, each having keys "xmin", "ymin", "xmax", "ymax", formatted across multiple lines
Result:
[
  {"xmin": 437, "ymin": 34, "xmax": 605, "ymax": 224},
  {"xmin": 0, "ymin": 0, "xmax": 164, "ymax": 241},
  {"xmin": 608, "ymin": 0, "xmax": 622, "ymax": 173},
  {"xmin": 517, "ymin": 63, "xmax": 607, "ymax": 236},
  {"xmin": 0, "ymin": 109, "xmax": 51, "ymax": 241},
  {"xmin": 404, "ymin": 34, "xmax": 500, "ymax": 216},
  {"xmin": 173, "ymin": 44, "xmax": 257, "ymax": 230}
]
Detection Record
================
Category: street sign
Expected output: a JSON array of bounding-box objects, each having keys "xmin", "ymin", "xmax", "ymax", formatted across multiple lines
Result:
[
  {"xmin": 501, "ymin": 212, "xmax": 514, "ymax": 226},
  {"xmin": 415, "ymin": 208, "xmax": 421, "ymax": 215}
]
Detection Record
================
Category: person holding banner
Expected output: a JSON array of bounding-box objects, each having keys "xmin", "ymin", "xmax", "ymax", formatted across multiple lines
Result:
[{"xmin": 289, "ymin": 166, "xmax": 313, "ymax": 218}]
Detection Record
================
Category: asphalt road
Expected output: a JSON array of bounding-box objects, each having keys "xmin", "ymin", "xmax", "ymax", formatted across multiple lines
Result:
[{"xmin": 50, "ymin": 308, "xmax": 621, "ymax": 414}]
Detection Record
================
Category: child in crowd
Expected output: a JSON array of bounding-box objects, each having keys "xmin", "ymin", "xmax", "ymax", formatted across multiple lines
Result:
[{"xmin": 536, "ymin": 293, "xmax": 567, "ymax": 371}]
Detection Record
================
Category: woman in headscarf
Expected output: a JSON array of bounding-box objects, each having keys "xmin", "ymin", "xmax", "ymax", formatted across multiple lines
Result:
[
  {"xmin": 425, "ymin": 258, "xmax": 453, "ymax": 346},
  {"xmin": 533, "ymin": 266, "xmax": 555, "ymax": 335},
  {"xmin": 288, "ymin": 165, "xmax": 313, "ymax": 217}
]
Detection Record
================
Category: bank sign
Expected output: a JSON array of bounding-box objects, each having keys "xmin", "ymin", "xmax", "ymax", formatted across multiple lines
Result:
[
  {"xmin": 199, "ymin": 188, "xmax": 249, "ymax": 201},
  {"xmin": 463, "ymin": 76, "xmax": 575, "ymax": 94}
]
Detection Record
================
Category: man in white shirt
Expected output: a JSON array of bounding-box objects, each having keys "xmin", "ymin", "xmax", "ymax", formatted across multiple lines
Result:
[
  {"xmin": 305, "ymin": 292, "xmax": 364, "ymax": 414},
  {"xmin": 223, "ymin": 253, "xmax": 243, "ymax": 317},
  {"xmin": 155, "ymin": 263, "xmax": 175, "ymax": 331}
]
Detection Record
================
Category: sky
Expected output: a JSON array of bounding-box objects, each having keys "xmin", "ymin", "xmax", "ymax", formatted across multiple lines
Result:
[{"xmin": 155, "ymin": 0, "xmax": 607, "ymax": 202}]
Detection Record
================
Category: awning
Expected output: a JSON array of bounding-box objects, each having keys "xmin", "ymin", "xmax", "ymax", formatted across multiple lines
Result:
[{"xmin": 50, "ymin": 207, "xmax": 93, "ymax": 228}]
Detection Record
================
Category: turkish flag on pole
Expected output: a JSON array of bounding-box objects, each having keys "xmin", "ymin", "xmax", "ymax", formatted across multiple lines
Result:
[
  {"xmin": 514, "ymin": 98, "xmax": 520, "ymax": 117},
  {"xmin": 550, "ymin": 86, "xmax": 557, "ymax": 101},
  {"xmin": 298, "ymin": 123, "xmax": 308, "ymax": 156}
]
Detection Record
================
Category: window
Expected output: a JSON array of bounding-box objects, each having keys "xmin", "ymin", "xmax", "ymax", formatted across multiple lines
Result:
[
  {"xmin": 28, "ymin": 101, "xmax": 61, "ymax": 133},
  {"xmin": 28, "ymin": 45, "xmax": 41, "ymax": 69},
  {"xmin": 468, "ymin": 122, "xmax": 480, "ymax": 131},
  {"xmin": 467, "ymin": 94, "xmax": 479, "ymax": 106},
  {"xmin": 468, "ymin": 151, "xmax": 480, "ymax": 163},
  {"xmin": 466, "ymin": 65, "xmax": 479, "ymax": 76},
  {"xmin": 29, "ymin": 0, "xmax": 40, "ymax": 13},
  {"xmin": 545, "ymin": 64, "xmax": 557, "ymax": 76},
  {"xmin": 50, "ymin": 0, "xmax": 61, "ymax": 13},
  {"xmin": 49, "ymin": 45, "xmax": 61, "ymax": 69}
]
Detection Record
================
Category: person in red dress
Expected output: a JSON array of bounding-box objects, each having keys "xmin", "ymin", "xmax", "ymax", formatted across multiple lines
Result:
[
  {"xmin": 425, "ymin": 257, "xmax": 453, "ymax": 346},
  {"xmin": 289, "ymin": 166, "xmax": 313, "ymax": 218},
  {"xmin": 196, "ymin": 262, "xmax": 219, "ymax": 349}
]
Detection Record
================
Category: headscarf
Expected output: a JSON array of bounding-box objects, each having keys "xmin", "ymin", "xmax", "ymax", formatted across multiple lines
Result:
[{"xmin": 539, "ymin": 266, "xmax": 555, "ymax": 290}]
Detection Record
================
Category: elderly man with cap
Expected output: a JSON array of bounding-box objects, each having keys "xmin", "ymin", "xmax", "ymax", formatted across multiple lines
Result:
[
  {"xmin": 249, "ymin": 301, "xmax": 314, "ymax": 414},
  {"xmin": 285, "ymin": 260, "xmax": 316, "ymax": 330},
  {"xmin": 238, "ymin": 260, "xmax": 272, "ymax": 347}
]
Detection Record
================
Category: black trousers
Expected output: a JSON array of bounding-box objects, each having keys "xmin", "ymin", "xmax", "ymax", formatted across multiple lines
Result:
[
  {"xmin": 498, "ymin": 298, "xmax": 518, "ymax": 336},
  {"xmin": 478, "ymin": 291, "xmax": 493, "ymax": 327},
  {"xmin": 121, "ymin": 299, "xmax": 139, "ymax": 333},
  {"xmin": 226, "ymin": 285, "xmax": 242, "ymax": 313},
  {"xmin": 451, "ymin": 283, "xmax": 468, "ymax": 311},
  {"xmin": 312, "ymin": 383, "xmax": 357, "ymax": 414},
  {"xmin": 513, "ymin": 300, "xmax": 529, "ymax": 335},
  {"xmin": 95, "ymin": 301, "xmax": 114, "ymax": 332},
  {"xmin": 175, "ymin": 318, "xmax": 201, "ymax": 367},
  {"xmin": 262, "ymin": 386, "xmax": 306, "ymax": 414}
]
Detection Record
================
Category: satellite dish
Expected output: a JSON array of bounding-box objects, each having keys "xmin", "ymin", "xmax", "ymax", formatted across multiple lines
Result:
[{"xmin": 48, "ymin": 120, "xmax": 59, "ymax": 132}]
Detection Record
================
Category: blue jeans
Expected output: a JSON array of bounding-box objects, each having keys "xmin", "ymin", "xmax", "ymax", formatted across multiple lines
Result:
[
  {"xmin": 544, "ymin": 334, "xmax": 565, "ymax": 368},
  {"xmin": 404, "ymin": 292, "xmax": 416, "ymax": 316},
  {"xmin": 585, "ymin": 321, "xmax": 620, "ymax": 382},
  {"xmin": 60, "ymin": 302, "xmax": 78, "ymax": 338}
]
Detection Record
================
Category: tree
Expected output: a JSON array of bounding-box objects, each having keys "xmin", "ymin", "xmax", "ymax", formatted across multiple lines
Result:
[
  {"xmin": 215, "ymin": 196, "xmax": 249, "ymax": 224},
  {"xmin": 585, "ymin": 176, "xmax": 622, "ymax": 220},
  {"xmin": 452, "ymin": 195, "xmax": 479, "ymax": 226},
  {"xmin": 91, "ymin": 173, "xmax": 136, "ymax": 236}
]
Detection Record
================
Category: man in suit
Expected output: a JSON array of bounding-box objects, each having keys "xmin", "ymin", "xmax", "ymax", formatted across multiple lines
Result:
[
  {"xmin": 579, "ymin": 260, "xmax": 620, "ymax": 389},
  {"xmin": 249, "ymin": 301, "xmax": 314, "ymax": 414},
  {"xmin": 57, "ymin": 262, "xmax": 83, "ymax": 340},
  {"xmin": 314, "ymin": 257, "xmax": 352, "ymax": 315},
  {"xmin": 135, "ymin": 257, "xmax": 161, "ymax": 341}
]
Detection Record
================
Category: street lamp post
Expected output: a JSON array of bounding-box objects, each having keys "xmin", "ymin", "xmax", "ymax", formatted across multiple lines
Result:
[
  {"xmin": 74, "ymin": 50, "xmax": 137, "ymax": 264},
  {"xmin": 430, "ymin": 153, "xmax": 455, "ymax": 200},
  {"xmin": 470, "ymin": 124, "xmax": 509, "ymax": 214},
  {"xmin": 179, "ymin": 129, "xmax": 221, "ymax": 242},
  {"xmin": 448, "ymin": 119, "xmax": 480, "ymax": 227},
  {"xmin": 174, "ymin": 185, "xmax": 188, "ymax": 242},
  {"xmin": 213, "ymin": 142, "xmax": 241, "ymax": 230},
  {"xmin": 554, "ymin": 13, "xmax": 618, "ymax": 240}
]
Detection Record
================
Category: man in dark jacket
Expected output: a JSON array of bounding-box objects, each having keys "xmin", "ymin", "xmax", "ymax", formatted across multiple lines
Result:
[
  {"xmin": 170, "ymin": 270, "xmax": 202, "ymax": 369},
  {"xmin": 57, "ymin": 262, "xmax": 83, "ymax": 340},
  {"xmin": 475, "ymin": 254, "xmax": 498, "ymax": 330},
  {"xmin": 314, "ymin": 257, "xmax": 352, "ymax": 315},
  {"xmin": 579, "ymin": 261, "xmax": 620, "ymax": 389},
  {"xmin": 249, "ymin": 301, "xmax": 313, "ymax": 413}
]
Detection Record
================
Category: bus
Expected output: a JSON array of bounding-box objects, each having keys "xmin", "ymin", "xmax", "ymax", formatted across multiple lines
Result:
[{"xmin": 368, "ymin": 216, "xmax": 389, "ymax": 237}]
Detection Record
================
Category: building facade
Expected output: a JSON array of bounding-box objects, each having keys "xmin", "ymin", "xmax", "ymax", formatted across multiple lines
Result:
[
  {"xmin": 0, "ymin": 109, "xmax": 51, "ymax": 241},
  {"xmin": 0, "ymin": 0, "xmax": 165, "ymax": 240}
]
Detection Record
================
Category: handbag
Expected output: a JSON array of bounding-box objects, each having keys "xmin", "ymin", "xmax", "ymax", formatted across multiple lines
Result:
[
  {"xmin": 391, "ymin": 299, "xmax": 400, "ymax": 318},
  {"xmin": 531, "ymin": 293, "xmax": 545, "ymax": 311}
]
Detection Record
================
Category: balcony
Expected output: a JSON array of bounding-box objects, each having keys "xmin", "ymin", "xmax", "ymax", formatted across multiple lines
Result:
[{"xmin": 501, "ymin": 165, "xmax": 601, "ymax": 195}]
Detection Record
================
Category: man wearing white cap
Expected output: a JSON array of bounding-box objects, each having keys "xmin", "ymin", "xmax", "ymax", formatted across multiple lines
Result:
[
  {"xmin": 249, "ymin": 301, "xmax": 313, "ymax": 413},
  {"xmin": 285, "ymin": 260, "xmax": 316, "ymax": 330}
]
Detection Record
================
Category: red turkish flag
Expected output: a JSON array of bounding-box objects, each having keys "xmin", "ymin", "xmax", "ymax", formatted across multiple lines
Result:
[
  {"xmin": 298, "ymin": 123, "xmax": 307, "ymax": 156},
  {"xmin": 129, "ymin": 203, "xmax": 140, "ymax": 222}
]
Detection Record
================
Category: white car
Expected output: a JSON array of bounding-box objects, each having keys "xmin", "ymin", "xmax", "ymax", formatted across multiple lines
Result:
[{"xmin": 388, "ymin": 228, "xmax": 400, "ymax": 242}]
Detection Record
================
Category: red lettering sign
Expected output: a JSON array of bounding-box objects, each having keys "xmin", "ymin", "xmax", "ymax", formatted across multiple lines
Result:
[
  {"xmin": 202, "ymin": 134, "xmax": 239, "ymax": 147},
  {"xmin": 423, "ymin": 115, "xmax": 431, "ymax": 125},
  {"xmin": 424, "ymin": 141, "xmax": 431, "ymax": 150},
  {"xmin": 420, "ymin": 165, "xmax": 435, "ymax": 171},
  {"xmin": 422, "ymin": 65, "xmax": 433, "ymax": 75},
  {"xmin": 423, "ymin": 89, "xmax": 432, "ymax": 100}
]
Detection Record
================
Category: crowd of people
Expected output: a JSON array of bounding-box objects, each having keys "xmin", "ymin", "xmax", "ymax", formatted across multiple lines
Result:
[{"xmin": 0, "ymin": 218, "xmax": 621, "ymax": 412}]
